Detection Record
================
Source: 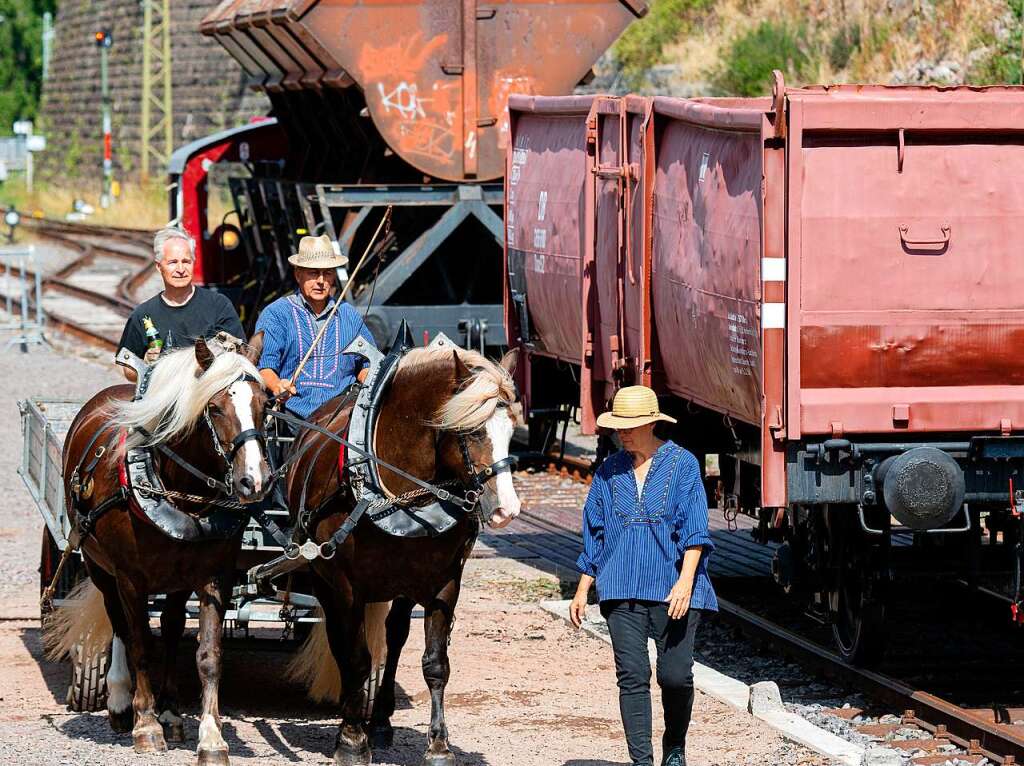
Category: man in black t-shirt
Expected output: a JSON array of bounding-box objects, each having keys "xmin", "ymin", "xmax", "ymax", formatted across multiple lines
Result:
[{"xmin": 116, "ymin": 225, "xmax": 244, "ymax": 382}]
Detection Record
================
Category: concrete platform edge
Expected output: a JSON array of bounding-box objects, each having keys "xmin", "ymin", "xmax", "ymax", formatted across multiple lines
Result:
[{"xmin": 538, "ymin": 599, "xmax": 865, "ymax": 766}]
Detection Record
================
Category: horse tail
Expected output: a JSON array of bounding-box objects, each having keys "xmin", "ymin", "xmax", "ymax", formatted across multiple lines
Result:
[
  {"xmin": 43, "ymin": 579, "xmax": 113, "ymax": 662},
  {"xmin": 287, "ymin": 601, "xmax": 391, "ymax": 704}
]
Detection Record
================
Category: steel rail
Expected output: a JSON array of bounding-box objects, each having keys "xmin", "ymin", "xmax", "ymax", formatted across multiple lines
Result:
[{"xmin": 0, "ymin": 219, "xmax": 153, "ymax": 350}]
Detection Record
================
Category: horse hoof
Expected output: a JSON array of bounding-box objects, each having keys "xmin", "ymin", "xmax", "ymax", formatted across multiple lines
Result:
[
  {"xmin": 162, "ymin": 718, "xmax": 186, "ymax": 744},
  {"xmin": 109, "ymin": 708, "xmax": 133, "ymax": 733},
  {"xmin": 133, "ymin": 729, "xmax": 168, "ymax": 754},
  {"xmin": 333, "ymin": 751, "xmax": 371, "ymax": 766},
  {"xmin": 334, "ymin": 742, "xmax": 371, "ymax": 766},
  {"xmin": 422, "ymin": 752, "xmax": 456, "ymax": 766},
  {"xmin": 198, "ymin": 748, "xmax": 231, "ymax": 766},
  {"xmin": 369, "ymin": 722, "xmax": 394, "ymax": 749}
]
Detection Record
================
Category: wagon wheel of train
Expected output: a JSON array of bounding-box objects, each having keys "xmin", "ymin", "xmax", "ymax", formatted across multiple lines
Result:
[{"xmin": 824, "ymin": 504, "xmax": 890, "ymax": 666}]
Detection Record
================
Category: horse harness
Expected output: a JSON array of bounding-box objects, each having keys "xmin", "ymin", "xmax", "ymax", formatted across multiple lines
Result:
[
  {"xmin": 52, "ymin": 328, "xmax": 516, "ymax": 607},
  {"xmin": 264, "ymin": 329, "xmax": 517, "ymax": 562}
]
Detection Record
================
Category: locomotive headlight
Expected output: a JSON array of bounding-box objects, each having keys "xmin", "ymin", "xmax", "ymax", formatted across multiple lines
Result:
[
  {"xmin": 221, "ymin": 228, "xmax": 240, "ymax": 251},
  {"xmin": 876, "ymin": 447, "xmax": 965, "ymax": 530}
]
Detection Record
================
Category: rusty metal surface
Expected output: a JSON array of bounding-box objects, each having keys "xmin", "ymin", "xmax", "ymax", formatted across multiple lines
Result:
[
  {"xmin": 787, "ymin": 86, "xmax": 1024, "ymax": 437},
  {"xmin": 651, "ymin": 106, "xmax": 764, "ymax": 426},
  {"xmin": 506, "ymin": 96, "xmax": 592, "ymax": 364},
  {"xmin": 202, "ymin": 0, "xmax": 645, "ymax": 182},
  {"xmin": 509, "ymin": 84, "xmax": 1024, "ymax": 445}
]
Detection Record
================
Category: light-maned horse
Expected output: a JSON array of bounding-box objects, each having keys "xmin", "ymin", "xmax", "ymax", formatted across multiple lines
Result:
[
  {"xmin": 286, "ymin": 347, "xmax": 522, "ymax": 766},
  {"xmin": 47, "ymin": 337, "xmax": 271, "ymax": 766}
]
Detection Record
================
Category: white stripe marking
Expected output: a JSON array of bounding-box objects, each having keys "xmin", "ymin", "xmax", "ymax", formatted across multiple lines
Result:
[
  {"xmin": 229, "ymin": 381, "xmax": 262, "ymax": 494},
  {"xmin": 107, "ymin": 636, "xmax": 131, "ymax": 714},
  {"xmin": 762, "ymin": 257, "xmax": 786, "ymax": 282},
  {"xmin": 762, "ymin": 302, "xmax": 786, "ymax": 329},
  {"xmin": 198, "ymin": 713, "xmax": 227, "ymax": 752},
  {"xmin": 484, "ymin": 408, "xmax": 520, "ymax": 525}
]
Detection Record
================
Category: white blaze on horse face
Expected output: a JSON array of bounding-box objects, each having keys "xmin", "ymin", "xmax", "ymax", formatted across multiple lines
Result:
[
  {"xmin": 107, "ymin": 636, "xmax": 131, "ymax": 714},
  {"xmin": 228, "ymin": 381, "xmax": 263, "ymax": 496},
  {"xmin": 484, "ymin": 407, "xmax": 520, "ymax": 527}
]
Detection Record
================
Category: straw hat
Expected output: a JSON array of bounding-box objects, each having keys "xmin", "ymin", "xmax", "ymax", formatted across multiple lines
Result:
[
  {"xmin": 288, "ymin": 234, "xmax": 348, "ymax": 269},
  {"xmin": 596, "ymin": 385, "xmax": 677, "ymax": 430}
]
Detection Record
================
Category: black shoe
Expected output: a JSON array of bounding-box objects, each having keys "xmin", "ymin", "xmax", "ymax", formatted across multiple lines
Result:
[{"xmin": 661, "ymin": 747, "xmax": 684, "ymax": 766}]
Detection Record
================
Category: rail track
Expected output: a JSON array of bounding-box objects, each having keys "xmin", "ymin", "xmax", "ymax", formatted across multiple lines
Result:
[
  {"xmin": 503, "ymin": 472, "xmax": 1024, "ymax": 765},
  {"xmin": 0, "ymin": 218, "xmax": 155, "ymax": 350}
]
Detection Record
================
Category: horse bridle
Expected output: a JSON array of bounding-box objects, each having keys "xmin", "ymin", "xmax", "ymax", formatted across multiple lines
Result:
[
  {"xmin": 138, "ymin": 374, "xmax": 268, "ymax": 497},
  {"xmin": 266, "ymin": 407, "xmax": 517, "ymax": 513},
  {"xmin": 457, "ymin": 434, "xmax": 518, "ymax": 516},
  {"xmin": 201, "ymin": 373, "xmax": 268, "ymax": 491}
]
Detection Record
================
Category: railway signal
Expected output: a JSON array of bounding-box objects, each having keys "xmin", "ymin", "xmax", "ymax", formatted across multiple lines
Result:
[{"xmin": 94, "ymin": 29, "xmax": 113, "ymax": 208}]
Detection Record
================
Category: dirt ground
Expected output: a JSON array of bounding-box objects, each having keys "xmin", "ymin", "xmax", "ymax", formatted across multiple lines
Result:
[
  {"xmin": 0, "ymin": 342, "xmax": 833, "ymax": 766},
  {"xmin": 0, "ymin": 555, "xmax": 832, "ymax": 766}
]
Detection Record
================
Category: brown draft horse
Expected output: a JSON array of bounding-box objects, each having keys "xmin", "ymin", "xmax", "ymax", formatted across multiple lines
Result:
[
  {"xmin": 286, "ymin": 346, "xmax": 522, "ymax": 766},
  {"xmin": 47, "ymin": 337, "xmax": 271, "ymax": 766}
]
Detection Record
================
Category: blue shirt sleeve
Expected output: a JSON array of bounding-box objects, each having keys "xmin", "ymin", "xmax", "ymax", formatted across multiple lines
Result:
[
  {"xmin": 575, "ymin": 473, "xmax": 606, "ymax": 576},
  {"xmin": 674, "ymin": 454, "xmax": 714, "ymax": 554},
  {"xmin": 254, "ymin": 304, "xmax": 286, "ymax": 372}
]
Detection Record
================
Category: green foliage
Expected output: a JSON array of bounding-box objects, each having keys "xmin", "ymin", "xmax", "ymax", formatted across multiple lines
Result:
[
  {"xmin": 829, "ymin": 23, "xmax": 861, "ymax": 71},
  {"xmin": 712, "ymin": 20, "xmax": 810, "ymax": 96},
  {"xmin": 968, "ymin": 0, "xmax": 1023, "ymax": 84},
  {"xmin": 0, "ymin": 0, "xmax": 57, "ymax": 134},
  {"xmin": 612, "ymin": 0, "xmax": 712, "ymax": 88}
]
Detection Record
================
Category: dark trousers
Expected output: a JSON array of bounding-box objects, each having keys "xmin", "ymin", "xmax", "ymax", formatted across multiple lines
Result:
[{"xmin": 601, "ymin": 600, "xmax": 702, "ymax": 766}]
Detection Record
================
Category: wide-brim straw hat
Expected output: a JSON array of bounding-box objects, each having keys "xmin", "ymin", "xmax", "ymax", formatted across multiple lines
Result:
[
  {"xmin": 596, "ymin": 385, "xmax": 677, "ymax": 430},
  {"xmin": 287, "ymin": 234, "xmax": 348, "ymax": 269}
]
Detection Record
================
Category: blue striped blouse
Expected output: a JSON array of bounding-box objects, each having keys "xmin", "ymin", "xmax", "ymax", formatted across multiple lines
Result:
[
  {"xmin": 576, "ymin": 441, "xmax": 718, "ymax": 610},
  {"xmin": 254, "ymin": 292, "xmax": 376, "ymax": 419}
]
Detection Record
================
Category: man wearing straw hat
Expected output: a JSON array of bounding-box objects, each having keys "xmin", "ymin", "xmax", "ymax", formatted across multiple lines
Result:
[
  {"xmin": 254, "ymin": 234, "xmax": 376, "ymax": 422},
  {"xmin": 569, "ymin": 385, "xmax": 717, "ymax": 766}
]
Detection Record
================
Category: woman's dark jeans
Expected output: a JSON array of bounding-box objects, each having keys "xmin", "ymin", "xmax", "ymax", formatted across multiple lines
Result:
[{"xmin": 601, "ymin": 600, "xmax": 703, "ymax": 766}]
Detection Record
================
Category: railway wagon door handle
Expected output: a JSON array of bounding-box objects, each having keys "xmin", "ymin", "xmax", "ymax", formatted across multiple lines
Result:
[{"xmin": 899, "ymin": 224, "xmax": 950, "ymax": 250}]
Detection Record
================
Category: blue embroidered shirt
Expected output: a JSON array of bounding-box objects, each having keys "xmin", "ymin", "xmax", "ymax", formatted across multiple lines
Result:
[
  {"xmin": 254, "ymin": 292, "xmax": 376, "ymax": 419},
  {"xmin": 575, "ymin": 441, "xmax": 718, "ymax": 610}
]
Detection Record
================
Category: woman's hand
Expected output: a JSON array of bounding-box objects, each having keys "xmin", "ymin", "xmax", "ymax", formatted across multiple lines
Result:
[
  {"xmin": 569, "ymin": 574, "xmax": 595, "ymax": 628},
  {"xmin": 665, "ymin": 579, "xmax": 692, "ymax": 620}
]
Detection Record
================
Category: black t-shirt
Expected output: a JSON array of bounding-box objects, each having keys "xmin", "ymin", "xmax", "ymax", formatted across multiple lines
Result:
[{"xmin": 116, "ymin": 287, "xmax": 245, "ymax": 361}]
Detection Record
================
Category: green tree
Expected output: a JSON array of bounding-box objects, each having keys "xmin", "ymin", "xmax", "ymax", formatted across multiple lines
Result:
[
  {"xmin": 0, "ymin": 0, "xmax": 57, "ymax": 135},
  {"xmin": 712, "ymin": 21, "xmax": 810, "ymax": 96}
]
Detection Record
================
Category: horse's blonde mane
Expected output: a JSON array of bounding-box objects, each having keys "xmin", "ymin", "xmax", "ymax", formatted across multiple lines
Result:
[
  {"xmin": 110, "ymin": 344, "xmax": 262, "ymax": 447},
  {"xmin": 399, "ymin": 347, "xmax": 515, "ymax": 432}
]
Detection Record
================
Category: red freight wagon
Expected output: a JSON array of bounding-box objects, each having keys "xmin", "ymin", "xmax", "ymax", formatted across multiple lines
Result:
[{"xmin": 505, "ymin": 76, "xmax": 1024, "ymax": 662}]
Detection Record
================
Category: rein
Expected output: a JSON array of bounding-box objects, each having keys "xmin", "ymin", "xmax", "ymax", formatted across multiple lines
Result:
[
  {"xmin": 133, "ymin": 373, "xmax": 269, "ymax": 505},
  {"xmin": 265, "ymin": 407, "xmax": 515, "ymax": 512}
]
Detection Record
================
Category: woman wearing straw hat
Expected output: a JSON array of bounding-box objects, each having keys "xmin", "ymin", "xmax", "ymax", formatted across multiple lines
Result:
[{"xmin": 570, "ymin": 385, "xmax": 717, "ymax": 766}]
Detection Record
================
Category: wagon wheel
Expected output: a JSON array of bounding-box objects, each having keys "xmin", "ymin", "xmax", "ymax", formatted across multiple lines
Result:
[
  {"xmin": 824, "ymin": 505, "xmax": 889, "ymax": 666},
  {"xmin": 66, "ymin": 639, "xmax": 110, "ymax": 712},
  {"xmin": 40, "ymin": 528, "xmax": 109, "ymax": 712}
]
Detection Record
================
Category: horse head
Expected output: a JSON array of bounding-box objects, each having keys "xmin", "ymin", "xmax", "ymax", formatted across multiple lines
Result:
[
  {"xmin": 194, "ymin": 333, "xmax": 272, "ymax": 502},
  {"xmin": 112, "ymin": 333, "xmax": 273, "ymax": 504},
  {"xmin": 435, "ymin": 348, "xmax": 523, "ymax": 528}
]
